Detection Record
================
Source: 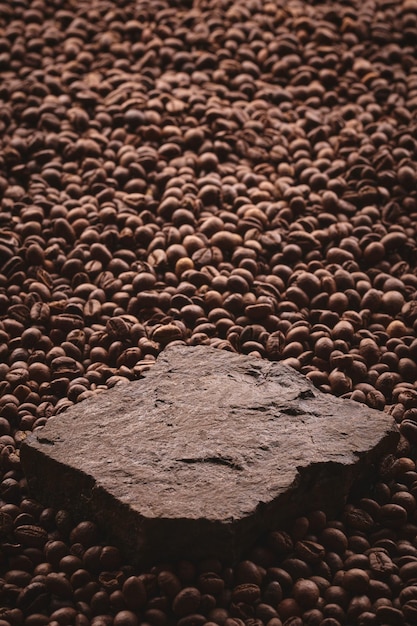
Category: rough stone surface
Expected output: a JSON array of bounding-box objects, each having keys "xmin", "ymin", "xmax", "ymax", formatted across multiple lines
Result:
[{"xmin": 21, "ymin": 345, "xmax": 399, "ymax": 564}]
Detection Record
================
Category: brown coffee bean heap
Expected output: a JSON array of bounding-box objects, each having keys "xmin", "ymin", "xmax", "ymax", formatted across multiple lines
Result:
[{"xmin": 1, "ymin": 0, "xmax": 417, "ymax": 623}]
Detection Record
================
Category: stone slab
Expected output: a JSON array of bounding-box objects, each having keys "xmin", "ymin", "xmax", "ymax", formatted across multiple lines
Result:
[{"xmin": 21, "ymin": 345, "xmax": 399, "ymax": 565}]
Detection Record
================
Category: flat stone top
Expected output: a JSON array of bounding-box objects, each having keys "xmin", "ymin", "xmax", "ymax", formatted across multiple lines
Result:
[{"xmin": 27, "ymin": 345, "xmax": 398, "ymax": 522}]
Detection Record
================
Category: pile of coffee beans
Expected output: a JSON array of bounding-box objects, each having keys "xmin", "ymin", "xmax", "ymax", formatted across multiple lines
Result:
[{"xmin": 1, "ymin": 0, "xmax": 417, "ymax": 623}]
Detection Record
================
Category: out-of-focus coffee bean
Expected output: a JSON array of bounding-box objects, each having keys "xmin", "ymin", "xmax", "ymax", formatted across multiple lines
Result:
[
  {"xmin": 113, "ymin": 610, "xmax": 139, "ymax": 626},
  {"xmin": 157, "ymin": 571, "xmax": 181, "ymax": 599},
  {"xmin": 379, "ymin": 504, "xmax": 408, "ymax": 528},
  {"xmin": 319, "ymin": 528, "xmax": 348, "ymax": 554},
  {"xmin": 172, "ymin": 587, "xmax": 201, "ymax": 617},
  {"xmin": 234, "ymin": 561, "xmax": 262, "ymax": 586},
  {"xmin": 231, "ymin": 583, "xmax": 260, "ymax": 604}
]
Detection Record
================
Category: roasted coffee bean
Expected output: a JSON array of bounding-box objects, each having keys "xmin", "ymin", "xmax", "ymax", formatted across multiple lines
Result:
[
  {"xmin": 292, "ymin": 579, "xmax": 320, "ymax": 610},
  {"xmin": 345, "ymin": 508, "xmax": 374, "ymax": 532},
  {"xmin": 267, "ymin": 531, "xmax": 293, "ymax": 556},
  {"xmin": 368, "ymin": 550, "xmax": 397, "ymax": 578},
  {"xmin": 319, "ymin": 528, "xmax": 348, "ymax": 554},
  {"xmin": 113, "ymin": 610, "xmax": 139, "ymax": 626},
  {"xmin": 379, "ymin": 504, "xmax": 408, "ymax": 528},
  {"xmin": 263, "ymin": 581, "xmax": 283, "ymax": 607},
  {"xmin": 45, "ymin": 572, "xmax": 73, "ymax": 599},
  {"xmin": 69, "ymin": 522, "xmax": 98, "ymax": 547},
  {"xmin": 0, "ymin": 510, "xmax": 13, "ymax": 535},
  {"xmin": 375, "ymin": 605, "xmax": 404, "ymax": 626},
  {"xmin": 294, "ymin": 541, "xmax": 325, "ymax": 564},
  {"xmin": 341, "ymin": 569, "xmax": 369, "ymax": 594},
  {"xmin": 157, "ymin": 571, "xmax": 181, "ymax": 600},
  {"xmin": 399, "ymin": 560, "xmax": 417, "ymax": 583},
  {"xmin": 231, "ymin": 584, "xmax": 260, "ymax": 604},
  {"xmin": 234, "ymin": 561, "xmax": 262, "ymax": 586},
  {"xmin": 277, "ymin": 598, "xmax": 302, "ymax": 621},
  {"xmin": 172, "ymin": 587, "xmax": 201, "ymax": 617},
  {"xmin": 14, "ymin": 525, "xmax": 48, "ymax": 549},
  {"xmin": 198, "ymin": 572, "xmax": 224, "ymax": 596},
  {"xmin": 17, "ymin": 581, "xmax": 48, "ymax": 612}
]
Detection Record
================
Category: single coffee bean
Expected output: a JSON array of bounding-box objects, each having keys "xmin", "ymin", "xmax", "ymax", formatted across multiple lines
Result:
[
  {"xmin": 232, "ymin": 584, "xmax": 260, "ymax": 604},
  {"xmin": 172, "ymin": 587, "xmax": 201, "ymax": 617},
  {"xmin": 292, "ymin": 579, "xmax": 320, "ymax": 609},
  {"xmin": 14, "ymin": 525, "xmax": 48, "ymax": 549}
]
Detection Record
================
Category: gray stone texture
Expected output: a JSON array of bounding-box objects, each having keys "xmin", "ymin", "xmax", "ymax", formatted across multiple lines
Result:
[{"xmin": 21, "ymin": 345, "xmax": 399, "ymax": 564}]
